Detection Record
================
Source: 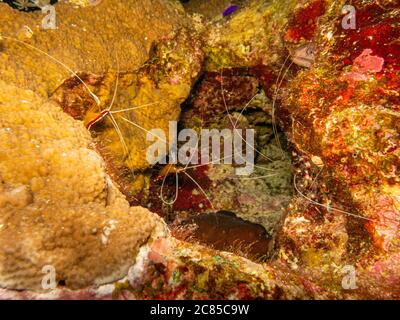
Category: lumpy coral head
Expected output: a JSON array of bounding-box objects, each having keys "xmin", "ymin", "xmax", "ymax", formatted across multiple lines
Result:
[{"xmin": 0, "ymin": 80, "xmax": 164, "ymax": 290}]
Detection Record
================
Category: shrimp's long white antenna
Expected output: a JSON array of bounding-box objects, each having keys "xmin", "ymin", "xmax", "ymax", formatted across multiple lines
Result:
[
  {"xmin": 220, "ymin": 69, "xmax": 273, "ymax": 162},
  {"xmin": 183, "ymin": 153, "xmax": 276, "ymax": 172},
  {"xmin": 295, "ymin": 170, "xmax": 400, "ymax": 227},
  {"xmin": 293, "ymin": 173, "xmax": 375, "ymax": 222},
  {"xmin": 253, "ymin": 164, "xmax": 277, "ymax": 171},
  {"xmin": 230, "ymin": 173, "xmax": 279, "ymax": 180},
  {"xmin": 2, "ymin": 36, "xmax": 100, "ymax": 106},
  {"xmin": 119, "ymin": 116, "xmax": 168, "ymax": 144},
  {"xmin": 271, "ymin": 54, "xmax": 293, "ymax": 157},
  {"xmin": 108, "ymin": 54, "xmax": 120, "ymax": 112},
  {"xmin": 160, "ymin": 168, "xmax": 179, "ymax": 206},
  {"xmin": 110, "ymin": 101, "xmax": 162, "ymax": 114},
  {"xmin": 233, "ymin": 93, "xmax": 258, "ymax": 128}
]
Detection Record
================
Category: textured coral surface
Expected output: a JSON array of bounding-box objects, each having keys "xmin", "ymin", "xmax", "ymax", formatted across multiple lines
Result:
[{"xmin": 0, "ymin": 80, "xmax": 161, "ymax": 290}]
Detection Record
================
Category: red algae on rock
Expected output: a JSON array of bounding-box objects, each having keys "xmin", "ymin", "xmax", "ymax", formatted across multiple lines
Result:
[
  {"xmin": 284, "ymin": 0, "xmax": 328, "ymax": 42},
  {"xmin": 275, "ymin": 0, "xmax": 400, "ymax": 298}
]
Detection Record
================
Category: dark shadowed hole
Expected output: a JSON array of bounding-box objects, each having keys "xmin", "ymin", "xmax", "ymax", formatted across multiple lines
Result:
[{"xmin": 160, "ymin": 67, "xmax": 294, "ymax": 263}]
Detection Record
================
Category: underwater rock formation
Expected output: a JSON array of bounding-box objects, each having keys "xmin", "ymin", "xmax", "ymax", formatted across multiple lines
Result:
[
  {"xmin": 0, "ymin": 0, "xmax": 191, "ymax": 292},
  {"xmin": 53, "ymin": 28, "xmax": 204, "ymax": 199},
  {"xmin": 0, "ymin": 80, "xmax": 163, "ymax": 290},
  {"xmin": 0, "ymin": 0, "xmax": 399, "ymax": 300},
  {"xmin": 280, "ymin": 0, "xmax": 400, "ymax": 298}
]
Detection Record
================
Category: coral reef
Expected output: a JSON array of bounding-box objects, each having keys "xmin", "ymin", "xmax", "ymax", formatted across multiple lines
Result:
[
  {"xmin": 0, "ymin": 0, "xmax": 188, "ymax": 96},
  {"xmin": 0, "ymin": 80, "xmax": 162, "ymax": 290},
  {"xmin": 53, "ymin": 28, "xmax": 204, "ymax": 183},
  {"xmin": 0, "ymin": 0, "xmax": 399, "ymax": 300},
  {"xmin": 0, "ymin": 0, "xmax": 190, "ymax": 292},
  {"xmin": 279, "ymin": 0, "xmax": 400, "ymax": 298}
]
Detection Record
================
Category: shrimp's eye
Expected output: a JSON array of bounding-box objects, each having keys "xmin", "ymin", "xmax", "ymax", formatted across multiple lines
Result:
[{"xmin": 306, "ymin": 46, "xmax": 315, "ymax": 56}]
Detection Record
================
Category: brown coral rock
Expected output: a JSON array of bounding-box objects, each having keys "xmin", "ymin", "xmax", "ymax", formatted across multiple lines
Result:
[{"xmin": 0, "ymin": 0, "xmax": 188, "ymax": 97}]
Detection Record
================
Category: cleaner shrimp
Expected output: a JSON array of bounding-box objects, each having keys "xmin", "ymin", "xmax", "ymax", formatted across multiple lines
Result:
[
  {"xmin": 155, "ymin": 78, "xmax": 292, "ymax": 211},
  {"xmin": 0, "ymin": 33, "xmax": 162, "ymax": 173},
  {"xmin": 5, "ymin": 33, "xmax": 385, "ymax": 229},
  {"xmin": 0, "ymin": 35, "xmax": 214, "ymax": 211}
]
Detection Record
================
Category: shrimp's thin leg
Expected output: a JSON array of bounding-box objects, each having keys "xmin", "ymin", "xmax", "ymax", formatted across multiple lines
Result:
[
  {"xmin": 160, "ymin": 130, "xmax": 201, "ymax": 206},
  {"xmin": 308, "ymin": 165, "xmax": 324, "ymax": 192},
  {"xmin": 271, "ymin": 55, "xmax": 293, "ymax": 157},
  {"xmin": 108, "ymin": 113, "xmax": 130, "ymax": 158}
]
